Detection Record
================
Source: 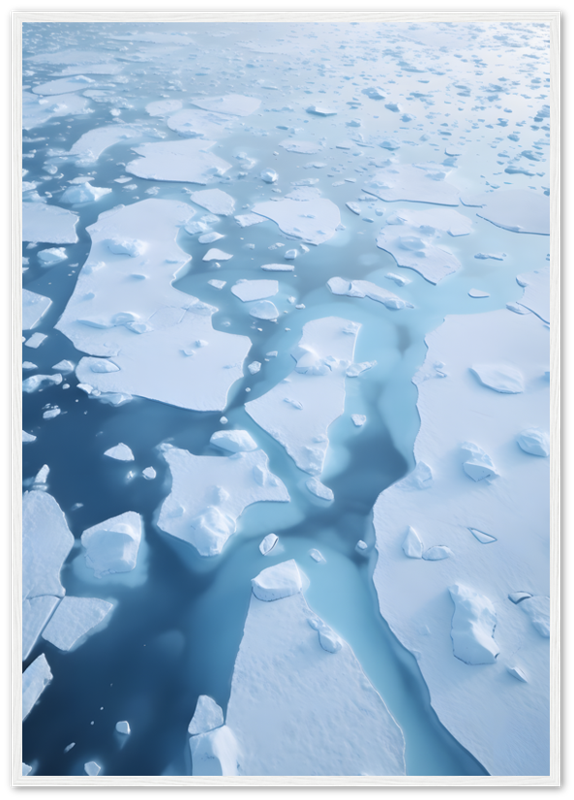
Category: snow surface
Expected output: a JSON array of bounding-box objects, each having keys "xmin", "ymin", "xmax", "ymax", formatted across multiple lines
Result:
[
  {"xmin": 23, "ymin": 653, "xmax": 53, "ymax": 721},
  {"xmin": 372, "ymin": 307, "xmax": 550, "ymax": 776},
  {"xmin": 246, "ymin": 317, "xmax": 360, "ymax": 475},
  {"xmin": 22, "ymin": 289, "xmax": 52, "ymax": 330},
  {"xmin": 462, "ymin": 190, "xmax": 549, "ymax": 236},
  {"xmin": 81, "ymin": 511, "xmax": 143, "ymax": 577},
  {"xmin": 365, "ymin": 165, "xmax": 461, "ymax": 206},
  {"xmin": 252, "ymin": 188, "xmax": 341, "ymax": 246},
  {"xmin": 37, "ymin": 247, "xmax": 68, "ymax": 266},
  {"xmin": 191, "ymin": 94, "xmax": 261, "ymax": 117},
  {"xmin": 189, "ymin": 189, "xmax": 235, "ymax": 216},
  {"xmin": 42, "ymin": 596, "xmax": 114, "ymax": 651},
  {"xmin": 32, "ymin": 74, "xmax": 95, "ymax": 95},
  {"xmin": 157, "ymin": 443, "xmax": 289, "ymax": 556},
  {"xmin": 23, "ymin": 203, "xmax": 79, "ymax": 244},
  {"xmin": 126, "ymin": 139, "xmax": 231, "ymax": 184},
  {"xmin": 376, "ymin": 225, "xmax": 461, "ymax": 284},
  {"xmin": 190, "ymin": 725, "xmax": 240, "ymax": 777},
  {"xmin": 56, "ymin": 199, "xmax": 251, "ymax": 410},
  {"xmin": 224, "ymin": 560, "xmax": 406, "ymax": 776},
  {"xmin": 65, "ymin": 124, "xmax": 144, "ymax": 163},
  {"xmin": 231, "ymin": 280, "xmax": 278, "ymax": 302}
]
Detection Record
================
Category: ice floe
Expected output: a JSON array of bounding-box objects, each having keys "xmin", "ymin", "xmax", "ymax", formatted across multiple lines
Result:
[
  {"xmin": 23, "ymin": 653, "xmax": 52, "ymax": 721},
  {"xmin": 84, "ymin": 761, "xmax": 101, "ymax": 776},
  {"xmin": 37, "ymin": 247, "xmax": 68, "ymax": 266},
  {"xmin": 60, "ymin": 183, "xmax": 111, "ymax": 205},
  {"xmin": 327, "ymin": 277, "xmax": 413, "ymax": 310},
  {"xmin": 81, "ymin": 511, "xmax": 143, "ymax": 577},
  {"xmin": 372, "ymin": 306, "xmax": 550, "ymax": 776},
  {"xmin": 189, "ymin": 695, "xmax": 224, "ymax": 735},
  {"xmin": 252, "ymin": 187, "xmax": 340, "ymax": 245},
  {"xmin": 116, "ymin": 721, "xmax": 131, "ymax": 735},
  {"xmin": 365, "ymin": 165, "xmax": 461, "ymax": 206},
  {"xmin": 203, "ymin": 248, "xmax": 233, "ymax": 262},
  {"xmin": 24, "ymin": 333, "xmax": 48, "ymax": 350},
  {"xmin": 246, "ymin": 317, "xmax": 360, "ymax": 475},
  {"xmin": 126, "ymin": 139, "xmax": 231, "ymax": 185},
  {"xmin": 22, "ymin": 289, "xmax": 52, "ymax": 330},
  {"xmin": 231, "ymin": 280, "xmax": 278, "ymax": 302},
  {"xmin": 65, "ymin": 124, "xmax": 144, "ymax": 163},
  {"xmin": 468, "ymin": 289, "xmax": 489, "ymax": 299},
  {"xmin": 351, "ymin": 414, "xmax": 366, "ymax": 427},
  {"xmin": 210, "ymin": 429, "xmax": 258, "ymax": 454},
  {"xmin": 280, "ymin": 140, "xmax": 322, "ymax": 154},
  {"xmin": 104, "ymin": 443, "xmax": 134, "ymax": 461},
  {"xmin": 224, "ymin": 560, "xmax": 405, "ymax": 775},
  {"xmin": 461, "ymin": 441, "xmax": 499, "ymax": 482},
  {"xmin": 189, "ymin": 725, "xmax": 240, "ymax": 777},
  {"xmin": 516, "ymin": 265, "xmax": 550, "ymax": 323},
  {"xmin": 56, "ymin": 199, "xmax": 251, "ymax": 410},
  {"xmin": 462, "ymin": 190, "xmax": 549, "ymax": 235},
  {"xmin": 376, "ymin": 226, "xmax": 461, "ymax": 284},
  {"xmin": 261, "ymin": 263, "xmax": 294, "ymax": 272},
  {"xmin": 42, "ymin": 596, "xmax": 114, "ymax": 651},
  {"xmin": 157, "ymin": 442, "xmax": 289, "ymax": 557},
  {"xmin": 259, "ymin": 533, "xmax": 278, "ymax": 556},
  {"xmin": 32, "ymin": 74, "xmax": 95, "ymax": 95},
  {"xmin": 191, "ymin": 94, "xmax": 261, "ymax": 117},
  {"xmin": 517, "ymin": 428, "xmax": 549, "ymax": 457},
  {"xmin": 306, "ymin": 477, "xmax": 334, "ymax": 501},
  {"xmin": 249, "ymin": 300, "xmax": 279, "ymax": 321},
  {"xmin": 23, "ymin": 89, "xmax": 92, "ymax": 130},
  {"xmin": 23, "ymin": 203, "xmax": 79, "ymax": 244},
  {"xmin": 190, "ymin": 188, "xmax": 235, "ymax": 216}
]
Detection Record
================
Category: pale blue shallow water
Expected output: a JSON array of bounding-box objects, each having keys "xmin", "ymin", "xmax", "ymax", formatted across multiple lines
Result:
[{"xmin": 22, "ymin": 19, "xmax": 549, "ymax": 777}]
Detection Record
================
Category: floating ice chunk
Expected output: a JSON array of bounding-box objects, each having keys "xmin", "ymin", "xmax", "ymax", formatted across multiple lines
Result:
[
  {"xmin": 198, "ymin": 231, "xmax": 225, "ymax": 244},
  {"xmin": 203, "ymin": 248, "xmax": 232, "ymax": 262},
  {"xmin": 22, "ymin": 373, "xmax": 62, "ymax": 393},
  {"xmin": 474, "ymin": 252, "xmax": 506, "ymax": 261},
  {"xmin": 145, "ymin": 99, "xmax": 183, "ymax": 116},
  {"xmin": 309, "ymin": 548, "xmax": 326, "ymax": 563},
  {"xmin": 189, "ymin": 695, "xmax": 225, "ymax": 736},
  {"xmin": 22, "ymin": 289, "xmax": 52, "ymax": 330},
  {"xmin": 22, "ymin": 595, "xmax": 60, "ymax": 660},
  {"xmin": 38, "ymin": 247, "xmax": 67, "ymax": 266},
  {"xmin": 284, "ymin": 249, "xmax": 298, "ymax": 260},
  {"xmin": 32, "ymin": 74, "xmax": 95, "ymax": 95},
  {"xmin": 191, "ymin": 94, "xmax": 261, "ymax": 117},
  {"xmin": 52, "ymin": 359, "xmax": 75, "ymax": 373},
  {"xmin": 327, "ymin": 277, "xmax": 412, "ymax": 309},
  {"xmin": 346, "ymin": 361, "xmax": 376, "ymax": 377},
  {"xmin": 381, "ymin": 138, "xmax": 400, "ymax": 150},
  {"xmin": 142, "ymin": 467, "xmax": 156, "ymax": 480},
  {"xmin": 22, "ymin": 362, "xmax": 36, "ymax": 370},
  {"xmin": 23, "ymin": 430, "xmax": 37, "ymax": 443},
  {"xmin": 81, "ymin": 511, "xmax": 143, "ymax": 577},
  {"xmin": 517, "ymin": 428, "xmax": 549, "ymax": 457},
  {"xmin": 470, "ymin": 364, "xmax": 524, "ymax": 393},
  {"xmin": 116, "ymin": 721, "xmax": 131, "ymax": 735},
  {"xmin": 189, "ymin": 725, "xmax": 240, "ymax": 777},
  {"xmin": 22, "ymin": 763, "xmax": 32, "ymax": 776},
  {"xmin": 259, "ymin": 533, "xmax": 278, "ymax": 556},
  {"xmin": 24, "ymin": 332, "xmax": 47, "ymax": 349},
  {"xmin": 247, "ymin": 361, "xmax": 261, "ymax": 375},
  {"xmin": 509, "ymin": 591, "xmax": 532, "ymax": 604},
  {"xmin": 231, "ymin": 280, "xmax": 278, "ymax": 302},
  {"xmin": 23, "ymin": 653, "xmax": 52, "ymax": 721},
  {"xmin": 104, "ymin": 443, "xmax": 134, "ymax": 461},
  {"xmin": 307, "ymin": 105, "xmax": 337, "ymax": 116},
  {"xmin": 376, "ymin": 226, "xmax": 460, "ymax": 284},
  {"xmin": 461, "ymin": 442, "xmax": 499, "ymax": 482},
  {"xmin": 23, "ymin": 89, "xmax": 92, "ymax": 130},
  {"xmin": 365, "ymin": 165, "xmax": 460, "ymax": 206},
  {"xmin": 208, "ymin": 279, "xmax": 226, "ymax": 289},
  {"xmin": 462, "ymin": 190, "xmax": 549, "ymax": 235},
  {"xmin": 385, "ymin": 273, "xmax": 410, "ymax": 287},
  {"xmin": 249, "ymin": 300, "xmax": 279, "ymax": 320},
  {"xmin": 507, "ymin": 666, "xmax": 528, "ymax": 682},
  {"xmin": 280, "ymin": 140, "xmax": 322, "ymax": 154},
  {"xmin": 306, "ymin": 478, "xmax": 334, "ymax": 501},
  {"xmin": 84, "ymin": 761, "xmax": 101, "ymax": 776},
  {"xmin": 520, "ymin": 596, "xmax": 550, "ymax": 638},
  {"xmin": 346, "ymin": 201, "xmax": 361, "ymax": 215},
  {"xmin": 469, "ymin": 289, "xmax": 490, "ymax": 298},
  {"xmin": 43, "ymin": 406, "xmax": 61, "ymax": 420},
  {"xmin": 448, "ymin": 584, "xmax": 499, "ymax": 665},
  {"xmin": 61, "ymin": 183, "xmax": 111, "ymax": 204},
  {"xmin": 235, "ymin": 213, "xmax": 266, "ymax": 228},
  {"xmin": 210, "ymin": 430, "xmax": 258, "ymax": 454},
  {"xmin": 252, "ymin": 192, "xmax": 340, "ymax": 246},
  {"xmin": 387, "ymin": 207, "xmax": 472, "ymax": 237},
  {"xmin": 33, "ymin": 464, "xmax": 50, "ymax": 488},
  {"xmin": 252, "ymin": 560, "xmax": 303, "ymax": 601},
  {"xmin": 351, "ymin": 414, "xmax": 366, "ymax": 427},
  {"xmin": 468, "ymin": 528, "xmax": 497, "ymax": 544},
  {"xmin": 422, "ymin": 545, "xmax": 452, "ymax": 561},
  {"xmin": 190, "ymin": 188, "xmax": 235, "ymax": 216},
  {"xmin": 363, "ymin": 86, "xmax": 387, "ymax": 100},
  {"xmin": 42, "ymin": 596, "xmax": 113, "ymax": 651},
  {"xmin": 107, "ymin": 237, "xmax": 148, "ymax": 258},
  {"xmin": 127, "ymin": 139, "xmax": 231, "ymax": 185},
  {"xmin": 23, "ymin": 203, "xmax": 79, "ymax": 244},
  {"xmin": 260, "ymin": 169, "xmax": 278, "ymax": 183},
  {"xmin": 402, "ymin": 526, "xmax": 424, "ymax": 558},
  {"xmin": 261, "ymin": 263, "xmax": 294, "ymax": 272}
]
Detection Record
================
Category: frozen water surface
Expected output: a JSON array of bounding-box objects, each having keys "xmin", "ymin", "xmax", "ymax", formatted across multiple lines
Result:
[{"xmin": 22, "ymin": 17, "xmax": 551, "ymax": 779}]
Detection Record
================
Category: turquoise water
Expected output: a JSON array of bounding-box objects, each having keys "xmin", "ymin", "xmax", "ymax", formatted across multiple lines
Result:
[{"xmin": 22, "ymin": 19, "xmax": 549, "ymax": 777}]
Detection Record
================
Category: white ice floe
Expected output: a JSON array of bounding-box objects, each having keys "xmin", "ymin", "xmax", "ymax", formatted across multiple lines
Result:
[
  {"xmin": 22, "ymin": 764, "xmax": 32, "ymax": 776},
  {"xmin": 66, "ymin": 124, "xmax": 144, "ymax": 163},
  {"xmin": 469, "ymin": 289, "xmax": 489, "ymax": 299},
  {"xmin": 116, "ymin": 721, "xmax": 131, "ymax": 735},
  {"xmin": 24, "ymin": 333, "xmax": 48, "ymax": 349},
  {"xmin": 56, "ymin": 199, "xmax": 251, "ymax": 411},
  {"xmin": 249, "ymin": 300, "xmax": 279, "ymax": 321},
  {"xmin": 231, "ymin": 280, "xmax": 278, "ymax": 302},
  {"xmin": 23, "ymin": 90, "xmax": 92, "ymax": 131},
  {"xmin": 448, "ymin": 583, "xmax": 500, "ymax": 665},
  {"xmin": 351, "ymin": 414, "xmax": 366, "ymax": 427},
  {"xmin": 259, "ymin": 533, "xmax": 278, "ymax": 556},
  {"xmin": 372, "ymin": 306, "xmax": 550, "ymax": 776},
  {"xmin": 309, "ymin": 548, "xmax": 326, "ymax": 563},
  {"xmin": 246, "ymin": 317, "xmax": 360, "ymax": 475},
  {"xmin": 386, "ymin": 273, "xmax": 411, "ymax": 287},
  {"xmin": 224, "ymin": 560, "xmax": 406, "ymax": 776},
  {"xmin": 307, "ymin": 105, "xmax": 337, "ymax": 116},
  {"xmin": 42, "ymin": 596, "xmax": 114, "ymax": 651},
  {"xmin": 305, "ymin": 477, "xmax": 334, "ymax": 501},
  {"xmin": 203, "ymin": 248, "xmax": 233, "ymax": 262},
  {"xmin": 191, "ymin": 94, "xmax": 261, "ymax": 117},
  {"xmin": 157, "ymin": 443, "xmax": 289, "ymax": 557},
  {"xmin": 470, "ymin": 364, "xmax": 524, "ymax": 394},
  {"xmin": 81, "ymin": 511, "xmax": 143, "ymax": 577},
  {"xmin": 520, "ymin": 596, "xmax": 550, "ymax": 638},
  {"xmin": 517, "ymin": 428, "xmax": 549, "ymax": 457},
  {"xmin": 327, "ymin": 277, "xmax": 412, "ymax": 310},
  {"xmin": 126, "ymin": 139, "xmax": 231, "ymax": 184},
  {"xmin": 475, "ymin": 253, "xmax": 506, "ymax": 261},
  {"xmin": 104, "ymin": 443, "xmax": 134, "ymax": 461},
  {"xmin": 280, "ymin": 140, "xmax": 322, "ymax": 154},
  {"xmin": 145, "ymin": 99, "xmax": 183, "ymax": 117},
  {"xmin": 402, "ymin": 526, "xmax": 424, "ymax": 558},
  {"xmin": 142, "ymin": 467, "xmax": 157, "ymax": 480},
  {"xmin": 210, "ymin": 429, "xmax": 258, "ymax": 454},
  {"xmin": 190, "ymin": 725, "xmax": 240, "ymax": 777},
  {"xmin": 167, "ymin": 108, "xmax": 234, "ymax": 139},
  {"xmin": 23, "ymin": 490, "xmax": 74, "ymax": 604},
  {"xmin": 461, "ymin": 441, "xmax": 499, "ymax": 482},
  {"xmin": 38, "ymin": 247, "xmax": 68, "ymax": 266},
  {"xmin": 386, "ymin": 207, "xmax": 472, "ymax": 237},
  {"xmin": 188, "ymin": 695, "xmax": 224, "ymax": 735},
  {"xmin": 23, "ymin": 653, "xmax": 52, "ymax": 721},
  {"xmin": 261, "ymin": 263, "xmax": 294, "ymax": 272},
  {"xmin": 462, "ymin": 189, "xmax": 549, "ymax": 236},
  {"xmin": 52, "ymin": 359, "xmax": 75, "ymax": 373},
  {"xmin": 235, "ymin": 213, "xmax": 266, "ymax": 228},
  {"xmin": 376, "ymin": 226, "xmax": 460, "ymax": 284},
  {"xmin": 22, "ymin": 289, "xmax": 52, "ymax": 330},
  {"xmin": 190, "ymin": 188, "xmax": 235, "ymax": 216},
  {"xmin": 247, "ymin": 361, "xmax": 261, "ymax": 375},
  {"xmin": 23, "ymin": 203, "xmax": 79, "ymax": 244},
  {"xmin": 516, "ymin": 265, "xmax": 550, "ymax": 323},
  {"xmin": 23, "ymin": 430, "xmax": 37, "ymax": 444},
  {"xmin": 252, "ymin": 187, "xmax": 340, "ymax": 245},
  {"xmin": 251, "ymin": 559, "xmax": 303, "ymax": 601},
  {"xmin": 23, "ymin": 596, "xmax": 59, "ymax": 660},
  {"xmin": 208, "ymin": 279, "xmax": 226, "ymax": 289},
  {"xmin": 364, "ymin": 165, "xmax": 460, "ymax": 206},
  {"xmin": 60, "ymin": 183, "xmax": 111, "ymax": 205},
  {"xmin": 84, "ymin": 761, "xmax": 101, "ymax": 776},
  {"xmin": 32, "ymin": 74, "xmax": 95, "ymax": 95},
  {"xmin": 260, "ymin": 169, "xmax": 278, "ymax": 184}
]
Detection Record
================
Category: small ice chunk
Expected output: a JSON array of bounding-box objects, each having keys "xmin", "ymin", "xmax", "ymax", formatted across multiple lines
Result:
[
  {"xmin": 509, "ymin": 591, "xmax": 532, "ymax": 604},
  {"xmin": 34, "ymin": 464, "xmax": 50, "ymax": 487},
  {"xmin": 461, "ymin": 442, "xmax": 499, "ymax": 482},
  {"xmin": 84, "ymin": 761, "xmax": 101, "ymax": 776},
  {"xmin": 81, "ymin": 511, "xmax": 143, "ymax": 577},
  {"xmin": 386, "ymin": 273, "xmax": 410, "ymax": 286},
  {"xmin": 507, "ymin": 666, "xmax": 528, "ymax": 682},
  {"xmin": 42, "ymin": 596, "xmax": 113, "ymax": 651},
  {"xmin": 249, "ymin": 300, "xmax": 279, "ymax": 321},
  {"xmin": 203, "ymin": 248, "xmax": 233, "ymax": 262},
  {"xmin": 104, "ymin": 443, "xmax": 134, "ymax": 461},
  {"xmin": 520, "ymin": 596, "xmax": 550, "ymax": 637},
  {"xmin": 22, "ymin": 373, "xmax": 63, "ymax": 393},
  {"xmin": 517, "ymin": 428, "xmax": 549, "ymax": 457},
  {"xmin": 284, "ymin": 249, "xmax": 298, "ymax": 260},
  {"xmin": 208, "ymin": 279, "xmax": 226, "ymax": 289},
  {"xmin": 470, "ymin": 364, "xmax": 524, "ymax": 393},
  {"xmin": 469, "ymin": 528, "xmax": 497, "ymax": 544},
  {"xmin": 23, "ymin": 653, "xmax": 52, "ymax": 721},
  {"xmin": 22, "ymin": 763, "xmax": 32, "ymax": 776},
  {"xmin": 43, "ymin": 407, "xmax": 61, "ymax": 420},
  {"xmin": 355, "ymin": 540, "xmax": 368, "ymax": 554},
  {"xmin": 422, "ymin": 545, "xmax": 452, "ymax": 561},
  {"xmin": 52, "ymin": 359, "xmax": 75, "ymax": 373},
  {"xmin": 63, "ymin": 743, "xmax": 75, "ymax": 753},
  {"xmin": 38, "ymin": 247, "xmax": 67, "ymax": 266},
  {"xmin": 260, "ymin": 169, "xmax": 278, "ymax": 184},
  {"xmin": 306, "ymin": 477, "xmax": 334, "ymax": 501},
  {"xmin": 190, "ymin": 188, "xmax": 235, "ymax": 217},
  {"xmin": 261, "ymin": 263, "xmax": 294, "ymax": 272},
  {"xmin": 251, "ymin": 560, "xmax": 303, "ymax": 602},
  {"xmin": 115, "ymin": 721, "xmax": 131, "ymax": 735},
  {"xmin": 61, "ymin": 183, "xmax": 111, "ymax": 204},
  {"xmin": 351, "ymin": 414, "xmax": 366, "ymax": 427},
  {"xmin": 210, "ymin": 430, "xmax": 258, "ymax": 453},
  {"xmin": 198, "ymin": 231, "xmax": 225, "ymax": 244},
  {"xmin": 231, "ymin": 280, "xmax": 278, "ymax": 302},
  {"xmin": 259, "ymin": 533, "xmax": 279, "ymax": 556},
  {"xmin": 307, "ymin": 105, "xmax": 337, "ymax": 116},
  {"xmin": 247, "ymin": 361, "xmax": 261, "ymax": 375},
  {"xmin": 449, "ymin": 583, "xmax": 499, "ymax": 665},
  {"xmin": 24, "ymin": 333, "xmax": 48, "ymax": 349},
  {"xmin": 474, "ymin": 253, "xmax": 506, "ymax": 261},
  {"xmin": 188, "ymin": 695, "xmax": 225, "ymax": 736},
  {"xmin": 107, "ymin": 237, "xmax": 147, "ymax": 257},
  {"xmin": 23, "ymin": 288, "xmax": 52, "ymax": 331},
  {"xmin": 23, "ymin": 430, "xmax": 37, "ymax": 443},
  {"xmin": 142, "ymin": 467, "xmax": 156, "ymax": 480},
  {"xmin": 309, "ymin": 549, "xmax": 326, "ymax": 563},
  {"xmin": 469, "ymin": 289, "xmax": 490, "ymax": 298},
  {"xmin": 23, "ymin": 362, "xmax": 37, "ymax": 370},
  {"xmin": 402, "ymin": 526, "xmax": 424, "ymax": 558}
]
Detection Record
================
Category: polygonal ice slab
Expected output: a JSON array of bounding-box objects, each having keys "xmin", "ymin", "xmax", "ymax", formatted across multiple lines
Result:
[
  {"xmin": 189, "ymin": 189, "xmax": 235, "ymax": 216},
  {"xmin": 252, "ymin": 187, "xmax": 340, "ymax": 245},
  {"xmin": 191, "ymin": 94, "xmax": 261, "ymax": 117},
  {"xmin": 22, "ymin": 289, "xmax": 52, "ymax": 331},
  {"xmin": 23, "ymin": 490, "xmax": 75, "ymax": 602},
  {"xmin": 246, "ymin": 317, "xmax": 360, "ymax": 475},
  {"xmin": 23, "ymin": 203, "xmax": 79, "ymax": 244},
  {"xmin": 376, "ymin": 225, "xmax": 460, "ymax": 284},
  {"xmin": 462, "ymin": 189, "xmax": 549, "ymax": 235},
  {"xmin": 32, "ymin": 74, "xmax": 95, "ymax": 95},
  {"xmin": 225, "ymin": 561, "xmax": 406, "ymax": 776},
  {"xmin": 81, "ymin": 511, "xmax": 143, "ymax": 577},
  {"xmin": 364, "ymin": 164, "xmax": 461, "ymax": 206},
  {"xmin": 157, "ymin": 443, "xmax": 290, "ymax": 557},
  {"xmin": 23, "ymin": 90, "xmax": 92, "ymax": 131},
  {"xmin": 66, "ymin": 124, "xmax": 145, "ymax": 163},
  {"xmin": 42, "ymin": 596, "xmax": 114, "ymax": 651},
  {"xmin": 22, "ymin": 596, "xmax": 60, "ymax": 661},
  {"xmin": 23, "ymin": 653, "xmax": 52, "ymax": 721},
  {"xmin": 327, "ymin": 277, "xmax": 412, "ymax": 309},
  {"xmin": 231, "ymin": 280, "xmax": 278, "ymax": 302},
  {"xmin": 126, "ymin": 139, "xmax": 231, "ymax": 184}
]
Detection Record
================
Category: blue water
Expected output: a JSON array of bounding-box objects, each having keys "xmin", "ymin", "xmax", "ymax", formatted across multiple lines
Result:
[{"xmin": 22, "ymin": 19, "xmax": 549, "ymax": 777}]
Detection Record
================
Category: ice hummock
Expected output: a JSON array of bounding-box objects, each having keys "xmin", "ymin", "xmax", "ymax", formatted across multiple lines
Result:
[{"xmin": 448, "ymin": 583, "xmax": 500, "ymax": 665}]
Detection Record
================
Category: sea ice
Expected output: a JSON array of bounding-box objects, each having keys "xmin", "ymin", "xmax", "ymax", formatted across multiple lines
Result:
[
  {"xmin": 468, "ymin": 289, "xmax": 490, "ymax": 299},
  {"xmin": 225, "ymin": 561, "xmax": 406, "ymax": 775},
  {"xmin": 23, "ymin": 431, "xmax": 37, "ymax": 444},
  {"xmin": 191, "ymin": 94, "xmax": 261, "ymax": 116},
  {"xmin": 470, "ymin": 364, "xmax": 524, "ymax": 394},
  {"xmin": 42, "ymin": 596, "xmax": 114, "ymax": 651},
  {"xmin": 23, "ymin": 90, "xmax": 92, "ymax": 130},
  {"xmin": 261, "ymin": 263, "xmax": 294, "ymax": 272},
  {"xmin": 305, "ymin": 477, "xmax": 334, "ymax": 501},
  {"xmin": 462, "ymin": 189, "xmax": 549, "ymax": 235},
  {"xmin": 24, "ymin": 333, "xmax": 48, "ymax": 349},
  {"xmin": 37, "ymin": 247, "xmax": 68, "ymax": 266},
  {"xmin": 104, "ymin": 443, "xmax": 134, "ymax": 461},
  {"xmin": 23, "ymin": 596, "xmax": 59, "ymax": 660},
  {"xmin": 81, "ymin": 511, "xmax": 143, "ymax": 577},
  {"xmin": 190, "ymin": 188, "xmax": 236, "ymax": 216},
  {"xmin": 520, "ymin": 596, "xmax": 550, "ymax": 638},
  {"xmin": 32, "ymin": 74, "xmax": 95, "ymax": 95},
  {"xmin": 376, "ymin": 226, "xmax": 461, "ymax": 284},
  {"xmin": 517, "ymin": 428, "xmax": 549, "ymax": 457},
  {"xmin": 22, "ymin": 373, "xmax": 62, "ymax": 394},
  {"xmin": 249, "ymin": 300, "xmax": 279, "ymax": 320},
  {"xmin": 247, "ymin": 361, "xmax": 261, "ymax": 375},
  {"xmin": 189, "ymin": 725, "xmax": 240, "ymax": 777},
  {"xmin": 386, "ymin": 206, "xmax": 472, "ymax": 236},
  {"xmin": 422, "ymin": 545, "xmax": 452, "ymax": 561},
  {"xmin": 280, "ymin": 140, "xmax": 322, "ymax": 154},
  {"xmin": 245, "ymin": 317, "xmax": 360, "ymax": 475},
  {"xmin": 23, "ymin": 653, "xmax": 52, "ymax": 721},
  {"xmin": 22, "ymin": 289, "xmax": 52, "ymax": 330},
  {"xmin": 116, "ymin": 721, "xmax": 131, "ymax": 735},
  {"xmin": 157, "ymin": 443, "xmax": 289, "ymax": 557},
  {"xmin": 516, "ymin": 265, "xmax": 550, "ymax": 323},
  {"xmin": 188, "ymin": 695, "xmax": 224, "ymax": 735},
  {"xmin": 23, "ymin": 489, "xmax": 74, "ymax": 602},
  {"xmin": 402, "ymin": 526, "xmax": 424, "ymax": 558},
  {"xmin": 259, "ymin": 533, "xmax": 278, "ymax": 556},
  {"xmin": 252, "ymin": 188, "xmax": 340, "ymax": 245},
  {"xmin": 448, "ymin": 583, "xmax": 500, "ymax": 665},
  {"xmin": 461, "ymin": 442, "xmax": 499, "ymax": 482},
  {"xmin": 60, "ymin": 183, "xmax": 111, "ymax": 205},
  {"xmin": 65, "ymin": 124, "xmax": 144, "ymax": 163},
  {"xmin": 327, "ymin": 277, "xmax": 412, "ymax": 310},
  {"xmin": 126, "ymin": 139, "xmax": 231, "ymax": 184},
  {"xmin": 210, "ymin": 429, "xmax": 258, "ymax": 454},
  {"xmin": 231, "ymin": 280, "xmax": 278, "ymax": 302},
  {"xmin": 84, "ymin": 761, "xmax": 101, "ymax": 776},
  {"xmin": 351, "ymin": 414, "xmax": 366, "ymax": 427},
  {"xmin": 145, "ymin": 99, "xmax": 183, "ymax": 116},
  {"xmin": 364, "ymin": 165, "xmax": 460, "ymax": 206},
  {"xmin": 23, "ymin": 203, "xmax": 79, "ymax": 244},
  {"xmin": 203, "ymin": 248, "xmax": 233, "ymax": 262},
  {"xmin": 142, "ymin": 467, "xmax": 157, "ymax": 480}
]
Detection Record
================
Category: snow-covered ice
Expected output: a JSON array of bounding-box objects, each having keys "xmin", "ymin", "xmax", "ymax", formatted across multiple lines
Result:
[
  {"xmin": 448, "ymin": 583, "xmax": 500, "ymax": 665},
  {"xmin": 517, "ymin": 428, "xmax": 550, "ymax": 457},
  {"xmin": 462, "ymin": 190, "xmax": 549, "ymax": 236},
  {"xmin": 189, "ymin": 188, "xmax": 235, "ymax": 216},
  {"xmin": 37, "ymin": 247, "xmax": 68, "ymax": 266},
  {"xmin": 231, "ymin": 280, "xmax": 278, "ymax": 302},
  {"xmin": 23, "ymin": 203, "xmax": 79, "ymax": 244},
  {"xmin": 327, "ymin": 277, "xmax": 413, "ymax": 310},
  {"xmin": 365, "ymin": 165, "xmax": 461, "ymax": 206},
  {"xmin": 210, "ymin": 429, "xmax": 258, "ymax": 454},
  {"xmin": 191, "ymin": 94, "xmax": 261, "ymax": 117},
  {"xmin": 249, "ymin": 300, "xmax": 279, "ymax": 321},
  {"xmin": 116, "ymin": 721, "xmax": 131, "ymax": 735},
  {"xmin": 259, "ymin": 533, "xmax": 278, "ymax": 556},
  {"xmin": 23, "ymin": 653, "xmax": 53, "ymax": 721},
  {"xmin": 126, "ymin": 139, "xmax": 231, "ymax": 185},
  {"xmin": 104, "ymin": 443, "xmax": 134, "ymax": 461},
  {"xmin": 470, "ymin": 364, "xmax": 524, "ymax": 394},
  {"xmin": 252, "ymin": 188, "xmax": 341, "ymax": 246},
  {"xmin": 22, "ymin": 289, "xmax": 52, "ymax": 330},
  {"xmin": 42, "ymin": 596, "xmax": 114, "ymax": 651},
  {"xmin": 81, "ymin": 511, "xmax": 143, "ymax": 577},
  {"xmin": 188, "ymin": 695, "xmax": 224, "ymax": 735}
]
